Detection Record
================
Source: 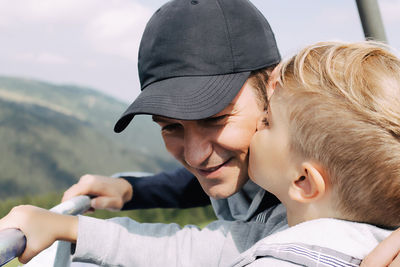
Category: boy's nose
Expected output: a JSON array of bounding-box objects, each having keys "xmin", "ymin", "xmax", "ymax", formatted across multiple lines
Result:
[{"xmin": 256, "ymin": 112, "xmax": 269, "ymax": 131}]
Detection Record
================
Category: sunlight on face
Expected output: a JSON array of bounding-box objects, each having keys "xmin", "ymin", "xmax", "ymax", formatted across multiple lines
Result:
[
  {"xmin": 153, "ymin": 81, "xmax": 264, "ymax": 199},
  {"xmin": 248, "ymin": 87, "xmax": 298, "ymax": 202}
]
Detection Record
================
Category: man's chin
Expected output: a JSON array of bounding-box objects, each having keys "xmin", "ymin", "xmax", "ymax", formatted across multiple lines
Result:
[
  {"xmin": 195, "ymin": 170, "xmax": 249, "ymax": 199},
  {"xmin": 204, "ymin": 185, "xmax": 237, "ymax": 200}
]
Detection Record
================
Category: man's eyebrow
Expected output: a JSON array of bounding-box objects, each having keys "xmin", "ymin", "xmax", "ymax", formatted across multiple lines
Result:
[
  {"xmin": 208, "ymin": 103, "xmax": 235, "ymax": 118},
  {"xmin": 152, "ymin": 103, "xmax": 235, "ymax": 123},
  {"xmin": 152, "ymin": 116, "xmax": 170, "ymax": 123}
]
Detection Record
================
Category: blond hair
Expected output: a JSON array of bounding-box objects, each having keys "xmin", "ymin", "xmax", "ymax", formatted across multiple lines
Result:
[{"xmin": 277, "ymin": 41, "xmax": 400, "ymax": 227}]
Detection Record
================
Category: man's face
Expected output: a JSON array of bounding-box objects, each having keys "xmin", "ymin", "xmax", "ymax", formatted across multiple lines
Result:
[{"xmin": 153, "ymin": 80, "xmax": 263, "ymax": 199}]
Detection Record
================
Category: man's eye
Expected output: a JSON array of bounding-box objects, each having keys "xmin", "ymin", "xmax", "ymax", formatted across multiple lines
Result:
[
  {"xmin": 205, "ymin": 115, "xmax": 228, "ymax": 124},
  {"xmin": 161, "ymin": 124, "xmax": 181, "ymax": 132}
]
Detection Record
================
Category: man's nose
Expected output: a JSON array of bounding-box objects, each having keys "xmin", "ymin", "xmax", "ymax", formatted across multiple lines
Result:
[{"xmin": 183, "ymin": 127, "xmax": 212, "ymax": 168}]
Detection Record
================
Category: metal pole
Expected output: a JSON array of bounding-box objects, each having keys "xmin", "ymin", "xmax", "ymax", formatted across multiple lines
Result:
[
  {"xmin": 356, "ymin": 0, "xmax": 388, "ymax": 43},
  {"xmin": 0, "ymin": 229, "xmax": 26, "ymax": 266},
  {"xmin": 0, "ymin": 195, "xmax": 91, "ymax": 266}
]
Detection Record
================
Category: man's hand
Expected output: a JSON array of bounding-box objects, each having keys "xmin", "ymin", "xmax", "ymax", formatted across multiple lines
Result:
[
  {"xmin": 0, "ymin": 205, "xmax": 78, "ymax": 263},
  {"xmin": 62, "ymin": 174, "xmax": 133, "ymax": 211},
  {"xmin": 361, "ymin": 228, "xmax": 400, "ymax": 267}
]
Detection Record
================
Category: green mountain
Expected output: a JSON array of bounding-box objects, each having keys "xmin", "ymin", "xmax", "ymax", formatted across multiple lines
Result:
[{"xmin": 0, "ymin": 75, "xmax": 179, "ymax": 198}]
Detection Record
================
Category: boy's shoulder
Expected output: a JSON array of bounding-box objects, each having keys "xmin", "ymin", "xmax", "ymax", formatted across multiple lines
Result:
[{"xmin": 231, "ymin": 218, "xmax": 393, "ymax": 267}]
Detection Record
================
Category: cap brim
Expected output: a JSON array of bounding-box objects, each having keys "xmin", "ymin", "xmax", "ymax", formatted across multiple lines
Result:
[{"xmin": 114, "ymin": 71, "xmax": 250, "ymax": 133}]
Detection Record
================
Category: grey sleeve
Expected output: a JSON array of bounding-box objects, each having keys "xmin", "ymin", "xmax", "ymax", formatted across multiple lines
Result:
[
  {"xmin": 72, "ymin": 215, "xmax": 238, "ymax": 267},
  {"xmin": 245, "ymin": 257, "xmax": 303, "ymax": 267},
  {"xmin": 72, "ymin": 205, "xmax": 287, "ymax": 267}
]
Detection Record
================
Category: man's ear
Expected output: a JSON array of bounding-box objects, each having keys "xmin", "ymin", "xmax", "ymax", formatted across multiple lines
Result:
[
  {"xmin": 267, "ymin": 65, "xmax": 281, "ymax": 97},
  {"xmin": 288, "ymin": 162, "xmax": 327, "ymax": 203}
]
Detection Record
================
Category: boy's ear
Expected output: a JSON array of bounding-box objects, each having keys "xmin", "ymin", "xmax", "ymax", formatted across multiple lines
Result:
[{"xmin": 288, "ymin": 162, "xmax": 327, "ymax": 203}]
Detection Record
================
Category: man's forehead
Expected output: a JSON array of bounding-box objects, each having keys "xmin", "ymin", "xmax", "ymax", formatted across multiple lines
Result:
[{"xmin": 152, "ymin": 103, "xmax": 235, "ymax": 123}]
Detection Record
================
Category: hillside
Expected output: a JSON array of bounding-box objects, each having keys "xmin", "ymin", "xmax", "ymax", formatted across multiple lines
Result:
[{"xmin": 0, "ymin": 76, "xmax": 179, "ymax": 198}]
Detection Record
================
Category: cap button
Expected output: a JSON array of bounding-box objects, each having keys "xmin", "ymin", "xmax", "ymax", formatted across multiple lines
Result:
[{"xmin": 191, "ymin": 0, "xmax": 199, "ymax": 5}]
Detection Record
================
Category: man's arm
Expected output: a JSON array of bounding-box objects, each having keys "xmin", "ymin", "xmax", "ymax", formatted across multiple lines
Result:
[
  {"xmin": 361, "ymin": 227, "xmax": 400, "ymax": 267},
  {"xmin": 62, "ymin": 167, "xmax": 210, "ymax": 211},
  {"xmin": 121, "ymin": 167, "xmax": 210, "ymax": 209}
]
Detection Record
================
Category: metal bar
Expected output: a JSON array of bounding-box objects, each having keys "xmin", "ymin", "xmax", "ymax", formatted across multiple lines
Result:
[
  {"xmin": 0, "ymin": 229, "xmax": 26, "ymax": 266},
  {"xmin": 50, "ymin": 195, "xmax": 91, "ymax": 216},
  {"xmin": 356, "ymin": 0, "xmax": 388, "ymax": 42},
  {"xmin": 0, "ymin": 195, "xmax": 91, "ymax": 266}
]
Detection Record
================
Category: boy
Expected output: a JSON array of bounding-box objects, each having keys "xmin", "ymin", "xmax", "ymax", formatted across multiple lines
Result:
[{"xmin": 232, "ymin": 41, "xmax": 400, "ymax": 266}]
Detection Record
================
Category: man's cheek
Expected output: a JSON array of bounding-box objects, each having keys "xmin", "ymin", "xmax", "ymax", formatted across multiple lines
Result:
[
  {"xmin": 218, "ymin": 127, "xmax": 253, "ymax": 152},
  {"xmin": 163, "ymin": 137, "xmax": 184, "ymax": 161}
]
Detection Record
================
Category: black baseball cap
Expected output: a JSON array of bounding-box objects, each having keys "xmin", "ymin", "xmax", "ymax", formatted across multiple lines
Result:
[{"xmin": 114, "ymin": 0, "xmax": 280, "ymax": 133}]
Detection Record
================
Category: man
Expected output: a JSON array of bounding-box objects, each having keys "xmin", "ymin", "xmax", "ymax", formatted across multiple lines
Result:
[{"xmin": 63, "ymin": 0, "xmax": 280, "ymax": 223}]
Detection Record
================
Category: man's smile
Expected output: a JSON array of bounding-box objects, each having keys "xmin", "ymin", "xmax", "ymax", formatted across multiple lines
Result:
[{"xmin": 196, "ymin": 158, "xmax": 232, "ymax": 177}]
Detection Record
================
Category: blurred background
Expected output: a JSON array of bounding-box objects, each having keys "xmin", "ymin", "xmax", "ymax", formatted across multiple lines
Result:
[{"xmin": 0, "ymin": 0, "xmax": 398, "ymax": 230}]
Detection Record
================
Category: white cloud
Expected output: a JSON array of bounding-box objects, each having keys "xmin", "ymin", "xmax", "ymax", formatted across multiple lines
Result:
[
  {"xmin": 36, "ymin": 53, "xmax": 69, "ymax": 64},
  {"xmin": 0, "ymin": 0, "xmax": 97, "ymax": 26},
  {"xmin": 85, "ymin": 3, "xmax": 152, "ymax": 61},
  {"xmin": 0, "ymin": 0, "xmax": 152, "ymax": 63},
  {"xmin": 316, "ymin": 5, "xmax": 358, "ymax": 27},
  {"xmin": 3, "ymin": 0, "xmax": 395, "ymax": 102},
  {"xmin": 0, "ymin": 0, "xmax": 152, "ymax": 62},
  {"xmin": 0, "ymin": 0, "xmax": 155, "ymax": 100},
  {"xmin": 15, "ymin": 52, "xmax": 69, "ymax": 65},
  {"xmin": 380, "ymin": 0, "xmax": 400, "ymax": 23}
]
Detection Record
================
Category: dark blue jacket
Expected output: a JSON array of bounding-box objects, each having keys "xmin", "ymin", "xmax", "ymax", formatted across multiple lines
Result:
[{"xmin": 121, "ymin": 167, "xmax": 279, "ymax": 213}]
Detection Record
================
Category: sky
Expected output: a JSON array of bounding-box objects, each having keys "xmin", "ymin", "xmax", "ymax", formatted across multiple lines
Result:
[{"xmin": 0, "ymin": 0, "xmax": 399, "ymax": 103}]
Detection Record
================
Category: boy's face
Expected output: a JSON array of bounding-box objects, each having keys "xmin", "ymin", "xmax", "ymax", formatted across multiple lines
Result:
[
  {"xmin": 248, "ymin": 88, "xmax": 298, "ymax": 200},
  {"xmin": 153, "ymin": 80, "xmax": 263, "ymax": 199}
]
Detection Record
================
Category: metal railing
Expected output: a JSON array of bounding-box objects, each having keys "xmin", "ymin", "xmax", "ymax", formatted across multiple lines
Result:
[
  {"xmin": 0, "ymin": 172, "xmax": 151, "ymax": 267},
  {"xmin": 0, "ymin": 195, "xmax": 91, "ymax": 266}
]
